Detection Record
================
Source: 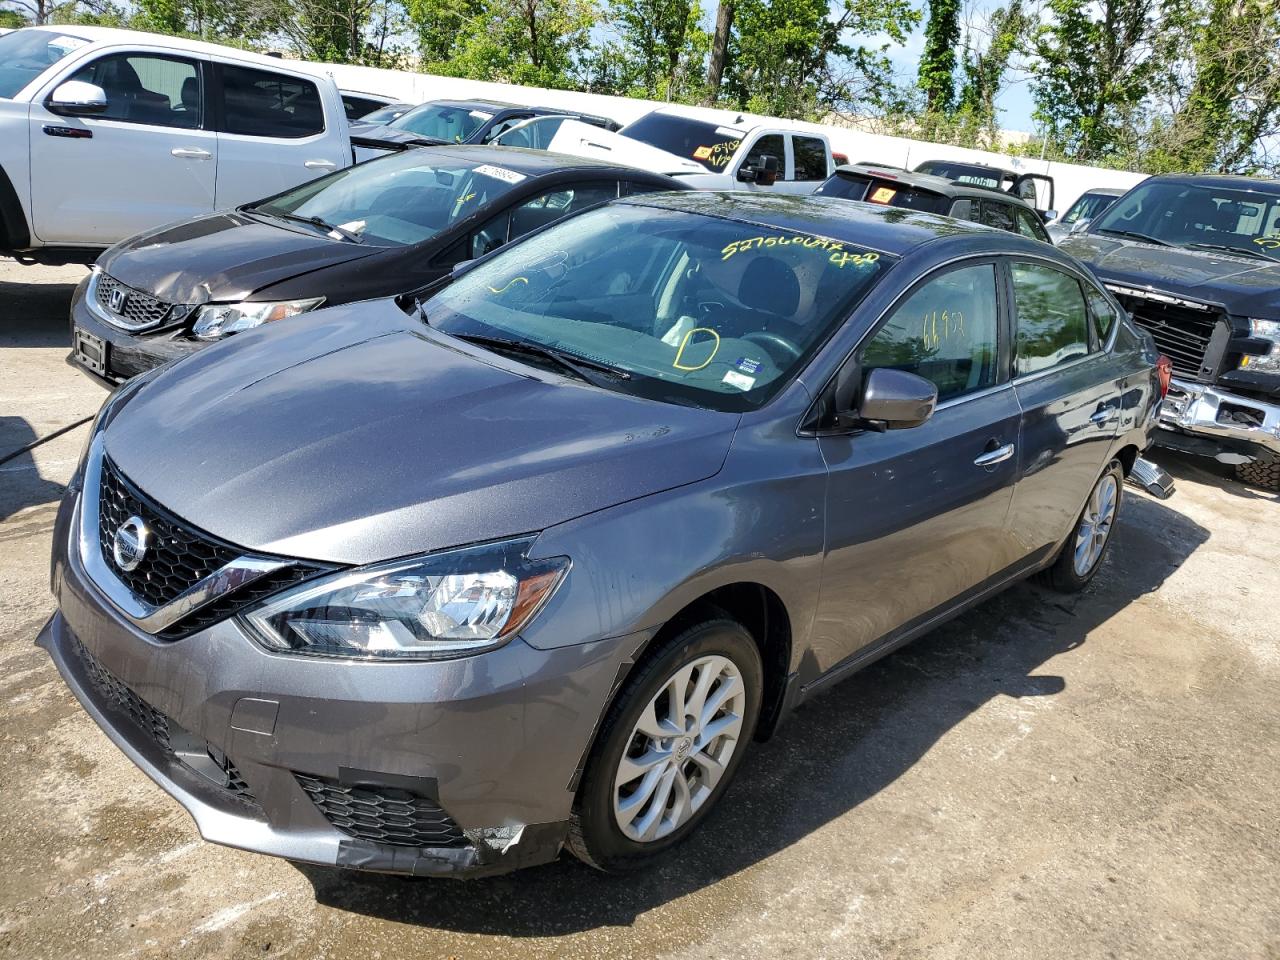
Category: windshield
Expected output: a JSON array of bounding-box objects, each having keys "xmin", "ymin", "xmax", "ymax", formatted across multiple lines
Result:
[
  {"xmin": 0, "ymin": 29, "xmax": 89, "ymax": 100},
  {"xmin": 359, "ymin": 103, "xmax": 410, "ymax": 124},
  {"xmin": 816, "ymin": 172, "xmax": 952, "ymax": 214},
  {"xmin": 389, "ymin": 103, "xmax": 494, "ymax": 142},
  {"xmin": 251, "ymin": 150, "xmax": 526, "ymax": 246},
  {"xmin": 1090, "ymin": 180, "xmax": 1280, "ymax": 260},
  {"xmin": 424, "ymin": 204, "xmax": 893, "ymax": 412},
  {"xmin": 622, "ymin": 114, "xmax": 746, "ymax": 172},
  {"xmin": 1061, "ymin": 192, "xmax": 1118, "ymax": 225},
  {"xmin": 914, "ymin": 161, "xmax": 1005, "ymax": 190}
]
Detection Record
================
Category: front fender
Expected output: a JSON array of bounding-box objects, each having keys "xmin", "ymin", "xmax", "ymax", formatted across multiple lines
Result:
[{"xmin": 521, "ymin": 417, "xmax": 827, "ymax": 674}]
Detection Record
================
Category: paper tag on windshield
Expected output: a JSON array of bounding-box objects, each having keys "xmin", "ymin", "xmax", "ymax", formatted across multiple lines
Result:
[
  {"xmin": 722, "ymin": 371, "xmax": 755, "ymax": 391},
  {"xmin": 473, "ymin": 164, "xmax": 526, "ymax": 184}
]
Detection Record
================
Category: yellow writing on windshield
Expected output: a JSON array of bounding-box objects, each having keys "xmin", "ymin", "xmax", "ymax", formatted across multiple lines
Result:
[
  {"xmin": 1254, "ymin": 237, "xmax": 1280, "ymax": 250},
  {"xmin": 698, "ymin": 140, "xmax": 741, "ymax": 169},
  {"xmin": 829, "ymin": 251, "xmax": 881, "ymax": 270},
  {"xmin": 487, "ymin": 276, "xmax": 529, "ymax": 294},
  {"xmin": 673, "ymin": 327, "xmax": 720, "ymax": 371},
  {"xmin": 920, "ymin": 309, "xmax": 965, "ymax": 349},
  {"xmin": 722, "ymin": 235, "xmax": 846, "ymax": 261}
]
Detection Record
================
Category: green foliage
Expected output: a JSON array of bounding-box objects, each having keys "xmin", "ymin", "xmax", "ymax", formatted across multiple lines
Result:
[
  {"xmin": 598, "ymin": 0, "xmax": 708, "ymax": 100},
  {"xmin": 918, "ymin": 0, "xmax": 960, "ymax": 112},
  {"xmin": 956, "ymin": 0, "xmax": 1028, "ymax": 125},
  {"xmin": 722, "ymin": 0, "xmax": 919, "ymax": 118}
]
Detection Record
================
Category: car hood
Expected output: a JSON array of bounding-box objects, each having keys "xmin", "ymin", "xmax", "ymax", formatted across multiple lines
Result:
[
  {"xmin": 1061, "ymin": 233, "xmax": 1280, "ymax": 316},
  {"xmin": 102, "ymin": 298, "xmax": 738, "ymax": 565},
  {"xmin": 348, "ymin": 121, "xmax": 447, "ymax": 148},
  {"xmin": 97, "ymin": 212, "xmax": 385, "ymax": 305}
]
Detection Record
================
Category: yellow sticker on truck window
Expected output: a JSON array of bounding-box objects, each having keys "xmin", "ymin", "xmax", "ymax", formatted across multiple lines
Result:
[
  {"xmin": 869, "ymin": 186, "xmax": 897, "ymax": 204},
  {"xmin": 693, "ymin": 146, "xmax": 713, "ymax": 160}
]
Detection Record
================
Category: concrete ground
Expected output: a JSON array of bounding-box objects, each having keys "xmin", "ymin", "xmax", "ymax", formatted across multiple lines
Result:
[{"xmin": 1, "ymin": 261, "xmax": 1277, "ymax": 960}]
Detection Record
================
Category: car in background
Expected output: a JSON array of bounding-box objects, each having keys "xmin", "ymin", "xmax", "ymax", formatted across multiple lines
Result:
[
  {"xmin": 43, "ymin": 193, "xmax": 1161, "ymax": 879},
  {"xmin": 619, "ymin": 106, "xmax": 845, "ymax": 194},
  {"xmin": 912, "ymin": 158, "xmax": 1056, "ymax": 219},
  {"xmin": 1046, "ymin": 187, "xmax": 1126, "ymax": 243},
  {"xmin": 816, "ymin": 164, "xmax": 1052, "ymax": 243},
  {"xmin": 0, "ymin": 26, "xmax": 353, "ymax": 265},
  {"xmin": 350, "ymin": 98, "xmax": 622, "ymax": 161},
  {"xmin": 68, "ymin": 146, "xmax": 687, "ymax": 385},
  {"xmin": 338, "ymin": 90, "xmax": 399, "ymax": 122},
  {"xmin": 1061, "ymin": 174, "xmax": 1280, "ymax": 489},
  {"xmin": 357, "ymin": 100, "xmax": 414, "ymax": 124}
]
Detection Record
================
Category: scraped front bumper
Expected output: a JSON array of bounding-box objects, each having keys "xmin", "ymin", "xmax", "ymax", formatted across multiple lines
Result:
[{"xmin": 1157, "ymin": 377, "xmax": 1280, "ymax": 463}]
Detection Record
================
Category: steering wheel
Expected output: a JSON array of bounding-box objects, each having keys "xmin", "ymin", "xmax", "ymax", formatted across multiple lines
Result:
[{"xmin": 742, "ymin": 330, "xmax": 802, "ymax": 364}]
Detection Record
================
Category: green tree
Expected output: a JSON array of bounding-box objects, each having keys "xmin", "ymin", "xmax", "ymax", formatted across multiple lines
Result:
[
  {"xmin": 601, "ymin": 0, "xmax": 708, "ymax": 99},
  {"xmin": 1029, "ymin": 0, "xmax": 1172, "ymax": 162},
  {"xmin": 956, "ymin": 0, "xmax": 1028, "ymax": 123},
  {"xmin": 723, "ymin": 0, "xmax": 918, "ymax": 118},
  {"xmin": 918, "ymin": 0, "xmax": 961, "ymax": 112}
]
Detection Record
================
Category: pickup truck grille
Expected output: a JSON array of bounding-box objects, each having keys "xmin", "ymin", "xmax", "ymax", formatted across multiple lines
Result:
[{"xmin": 1107, "ymin": 287, "xmax": 1224, "ymax": 380}]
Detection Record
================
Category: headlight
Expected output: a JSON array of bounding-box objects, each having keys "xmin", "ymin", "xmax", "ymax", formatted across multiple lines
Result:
[
  {"xmin": 191, "ymin": 297, "xmax": 324, "ymax": 340},
  {"xmin": 241, "ymin": 537, "xmax": 569, "ymax": 660},
  {"xmin": 1242, "ymin": 318, "xmax": 1280, "ymax": 373}
]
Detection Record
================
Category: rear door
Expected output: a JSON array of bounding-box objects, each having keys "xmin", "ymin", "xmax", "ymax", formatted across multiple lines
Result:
[
  {"xmin": 211, "ymin": 60, "xmax": 347, "ymax": 209},
  {"xmin": 810, "ymin": 260, "xmax": 1022, "ymax": 673},
  {"xmin": 29, "ymin": 50, "xmax": 216, "ymax": 244},
  {"xmin": 1005, "ymin": 258, "xmax": 1123, "ymax": 565}
]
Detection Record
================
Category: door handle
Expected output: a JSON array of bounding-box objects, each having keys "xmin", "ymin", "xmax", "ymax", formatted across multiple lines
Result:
[
  {"xmin": 974, "ymin": 443, "xmax": 1015, "ymax": 467},
  {"xmin": 171, "ymin": 147, "xmax": 212, "ymax": 159},
  {"xmin": 1090, "ymin": 409, "xmax": 1116, "ymax": 425},
  {"xmin": 304, "ymin": 159, "xmax": 337, "ymax": 170}
]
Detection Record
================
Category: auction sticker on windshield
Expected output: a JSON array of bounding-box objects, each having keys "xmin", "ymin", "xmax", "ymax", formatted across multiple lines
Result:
[{"xmin": 474, "ymin": 164, "xmax": 527, "ymax": 184}]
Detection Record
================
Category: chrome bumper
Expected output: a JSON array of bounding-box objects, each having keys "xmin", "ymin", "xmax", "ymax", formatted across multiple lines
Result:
[{"xmin": 1159, "ymin": 377, "xmax": 1280, "ymax": 461}]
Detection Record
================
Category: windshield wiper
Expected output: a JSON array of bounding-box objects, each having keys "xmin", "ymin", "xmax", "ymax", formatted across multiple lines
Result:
[
  {"xmin": 259, "ymin": 209, "xmax": 364, "ymax": 243},
  {"xmin": 1097, "ymin": 228, "xmax": 1169, "ymax": 246},
  {"xmin": 453, "ymin": 332, "xmax": 631, "ymax": 384},
  {"xmin": 1185, "ymin": 241, "xmax": 1271, "ymax": 261}
]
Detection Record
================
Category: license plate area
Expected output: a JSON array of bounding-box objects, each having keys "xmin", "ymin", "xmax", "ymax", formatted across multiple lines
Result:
[{"xmin": 74, "ymin": 327, "xmax": 108, "ymax": 376}]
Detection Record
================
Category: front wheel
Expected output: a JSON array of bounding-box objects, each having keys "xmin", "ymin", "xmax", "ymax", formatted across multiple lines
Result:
[
  {"xmin": 1042, "ymin": 460, "xmax": 1124, "ymax": 593},
  {"xmin": 567, "ymin": 617, "xmax": 763, "ymax": 872},
  {"xmin": 1234, "ymin": 460, "xmax": 1280, "ymax": 491}
]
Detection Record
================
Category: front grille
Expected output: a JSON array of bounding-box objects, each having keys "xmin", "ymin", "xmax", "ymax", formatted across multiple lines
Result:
[
  {"xmin": 296, "ymin": 774, "xmax": 468, "ymax": 849},
  {"xmin": 72, "ymin": 635, "xmax": 257, "ymax": 806},
  {"xmin": 94, "ymin": 273, "xmax": 175, "ymax": 330},
  {"xmin": 1111, "ymin": 291, "xmax": 1223, "ymax": 380},
  {"xmin": 98, "ymin": 456, "xmax": 240, "ymax": 609}
]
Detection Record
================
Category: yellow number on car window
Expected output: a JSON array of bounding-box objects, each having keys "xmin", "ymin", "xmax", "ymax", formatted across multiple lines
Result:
[{"xmin": 673, "ymin": 327, "xmax": 720, "ymax": 371}]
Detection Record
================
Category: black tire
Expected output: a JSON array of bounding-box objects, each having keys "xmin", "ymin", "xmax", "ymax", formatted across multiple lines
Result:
[
  {"xmin": 567, "ymin": 616, "xmax": 763, "ymax": 873},
  {"xmin": 1234, "ymin": 460, "xmax": 1280, "ymax": 491},
  {"xmin": 1041, "ymin": 459, "xmax": 1125, "ymax": 593}
]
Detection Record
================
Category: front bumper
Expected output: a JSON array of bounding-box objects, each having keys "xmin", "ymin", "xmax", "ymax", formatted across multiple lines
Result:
[
  {"xmin": 1156, "ymin": 376, "xmax": 1280, "ymax": 464},
  {"xmin": 41, "ymin": 489, "xmax": 641, "ymax": 877},
  {"xmin": 67, "ymin": 273, "xmax": 203, "ymax": 387}
]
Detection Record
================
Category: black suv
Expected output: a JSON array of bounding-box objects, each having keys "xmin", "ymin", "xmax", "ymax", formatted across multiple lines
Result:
[
  {"xmin": 817, "ymin": 164, "xmax": 1052, "ymax": 243},
  {"xmin": 1061, "ymin": 174, "xmax": 1280, "ymax": 489}
]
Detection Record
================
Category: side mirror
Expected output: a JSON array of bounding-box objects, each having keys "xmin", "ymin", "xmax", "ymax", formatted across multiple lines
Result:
[
  {"xmin": 737, "ymin": 154, "xmax": 780, "ymax": 186},
  {"xmin": 1042, "ymin": 209, "xmax": 1058, "ymax": 222},
  {"xmin": 1070, "ymin": 218, "xmax": 1091, "ymax": 235},
  {"xmin": 856, "ymin": 368, "xmax": 937, "ymax": 429},
  {"xmin": 47, "ymin": 80, "xmax": 108, "ymax": 117}
]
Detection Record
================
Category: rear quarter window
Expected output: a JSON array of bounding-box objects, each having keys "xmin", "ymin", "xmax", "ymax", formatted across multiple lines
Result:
[{"xmin": 220, "ymin": 64, "xmax": 323, "ymax": 139}]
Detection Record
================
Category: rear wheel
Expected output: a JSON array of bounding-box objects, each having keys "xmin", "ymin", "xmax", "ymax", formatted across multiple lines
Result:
[
  {"xmin": 1042, "ymin": 460, "xmax": 1123, "ymax": 593},
  {"xmin": 567, "ymin": 617, "xmax": 762, "ymax": 872},
  {"xmin": 1234, "ymin": 460, "xmax": 1280, "ymax": 491}
]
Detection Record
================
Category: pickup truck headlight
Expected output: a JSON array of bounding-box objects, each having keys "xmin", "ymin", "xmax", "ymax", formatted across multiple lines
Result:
[
  {"xmin": 1242, "ymin": 319, "xmax": 1280, "ymax": 373},
  {"xmin": 191, "ymin": 298, "xmax": 324, "ymax": 340},
  {"xmin": 241, "ymin": 537, "xmax": 569, "ymax": 660}
]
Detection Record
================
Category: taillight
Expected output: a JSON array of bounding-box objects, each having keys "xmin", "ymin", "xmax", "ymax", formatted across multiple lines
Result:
[
  {"xmin": 1156, "ymin": 355, "xmax": 1173, "ymax": 399},
  {"xmin": 832, "ymin": 152, "xmax": 849, "ymax": 166}
]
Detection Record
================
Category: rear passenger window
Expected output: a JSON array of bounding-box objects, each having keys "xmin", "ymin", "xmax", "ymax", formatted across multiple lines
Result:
[
  {"xmin": 862, "ymin": 263, "xmax": 1000, "ymax": 402},
  {"xmin": 792, "ymin": 136, "xmax": 827, "ymax": 181},
  {"xmin": 220, "ymin": 65, "xmax": 323, "ymax": 138},
  {"xmin": 977, "ymin": 200, "xmax": 1015, "ymax": 233},
  {"xmin": 1014, "ymin": 207, "xmax": 1046, "ymax": 240},
  {"xmin": 68, "ymin": 54, "xmax": 201, "ymax": 129},
  {"xmin": 1011, "ymin": 262, "xmax": 1092, "ymax": 375}
]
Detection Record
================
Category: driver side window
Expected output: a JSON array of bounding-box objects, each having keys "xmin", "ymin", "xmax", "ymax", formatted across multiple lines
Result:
[
  {"xmin": 67, "ymin": 54, "xmax": 202, "ymax": 129},
  {"xmin": 862, "ymin": 263, "xmax": 1001, "ymax": 402}
]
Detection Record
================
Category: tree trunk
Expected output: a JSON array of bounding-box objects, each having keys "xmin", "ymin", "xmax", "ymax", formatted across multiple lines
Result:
[{"xmin": 706, "ymin": 0, "xmax": 733, "ymax": 99}]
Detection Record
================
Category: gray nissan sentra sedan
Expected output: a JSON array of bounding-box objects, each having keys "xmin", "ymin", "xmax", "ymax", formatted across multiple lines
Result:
[{"xmin": 40, "ymin": 193, "xmax": 1163, "ymax": 878}]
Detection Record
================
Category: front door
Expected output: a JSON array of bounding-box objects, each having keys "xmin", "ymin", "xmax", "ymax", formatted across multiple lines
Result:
[
  {"xmin": 809, "ymin": 261, "xmax": 1022, "ymax": 674},
  {"xmin": 1005, "ymin": 259, "xmax": 1122, "ymax": 563},
  {"xmin": 29, "ymin": 52, "xmax": 216, "ymax": 245}
]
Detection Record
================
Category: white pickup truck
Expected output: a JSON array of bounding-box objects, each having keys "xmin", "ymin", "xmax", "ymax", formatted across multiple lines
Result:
[{"xmin": 0, "ymin": 26, "xmax": 353, "ymax": 264}]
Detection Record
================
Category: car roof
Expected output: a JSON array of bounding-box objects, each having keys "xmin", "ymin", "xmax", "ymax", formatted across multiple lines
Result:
[
  {"xmin": 830, "ymin": 164, "xmax": 1038, "ymax": 209},
  {"xmin": 412, "ymin": 144, "xmax": 673, "ymax": 178},
  {"xmin": 619, "ymin": 192, "xmax": 1035, "ymax": 255},
  {"xmin": 917, "ymin": 159, "xmax": 1012, "ymax": 175},
  {"xmin": 426, "ymin": 98, "xmax": 521, "ymax": 111},
  {"xmin": 1142, "ymin": 173, "xmax": 1280, "ymax": 194},
  {"xmin": 19, "ymin": 24, "xmax": 320, "ymax": 72}
]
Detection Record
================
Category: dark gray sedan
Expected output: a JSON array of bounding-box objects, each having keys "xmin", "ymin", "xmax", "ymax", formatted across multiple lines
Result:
[{"xmin": 40, "ymin": 193, "xmax": 1162, "ymax": 878}]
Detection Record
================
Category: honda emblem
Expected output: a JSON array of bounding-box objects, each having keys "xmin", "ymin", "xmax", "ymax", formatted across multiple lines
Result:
[{"xmin": 108, "ymin": 287, "xmax": 127, "ymax": 313}]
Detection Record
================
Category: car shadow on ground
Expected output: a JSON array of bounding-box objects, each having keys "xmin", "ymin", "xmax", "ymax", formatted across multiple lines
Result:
[
  {"xmin": 1147, "ymin": 447, "xmax": 1279, "ymax": 504},
  {"xmin": 0, "ymin": 416, "xmax": 68, "ymax": 521},
  {"xmin": 297, "ymin": 491, "xmax": 1209, "ymax": 935},
  {"xmin": 0, "ymin": 276, "xmax": 81, "ymax": 346}
]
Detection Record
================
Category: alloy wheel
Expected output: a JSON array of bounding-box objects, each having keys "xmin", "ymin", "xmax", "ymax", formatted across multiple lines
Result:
[
  {"xmin": 1073, "ymin": 473, "xmax": 1118, "ymax": 577},
  {"xmin": 612, "ymin": 654, "xmax": 746, "ymax": 843}
]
